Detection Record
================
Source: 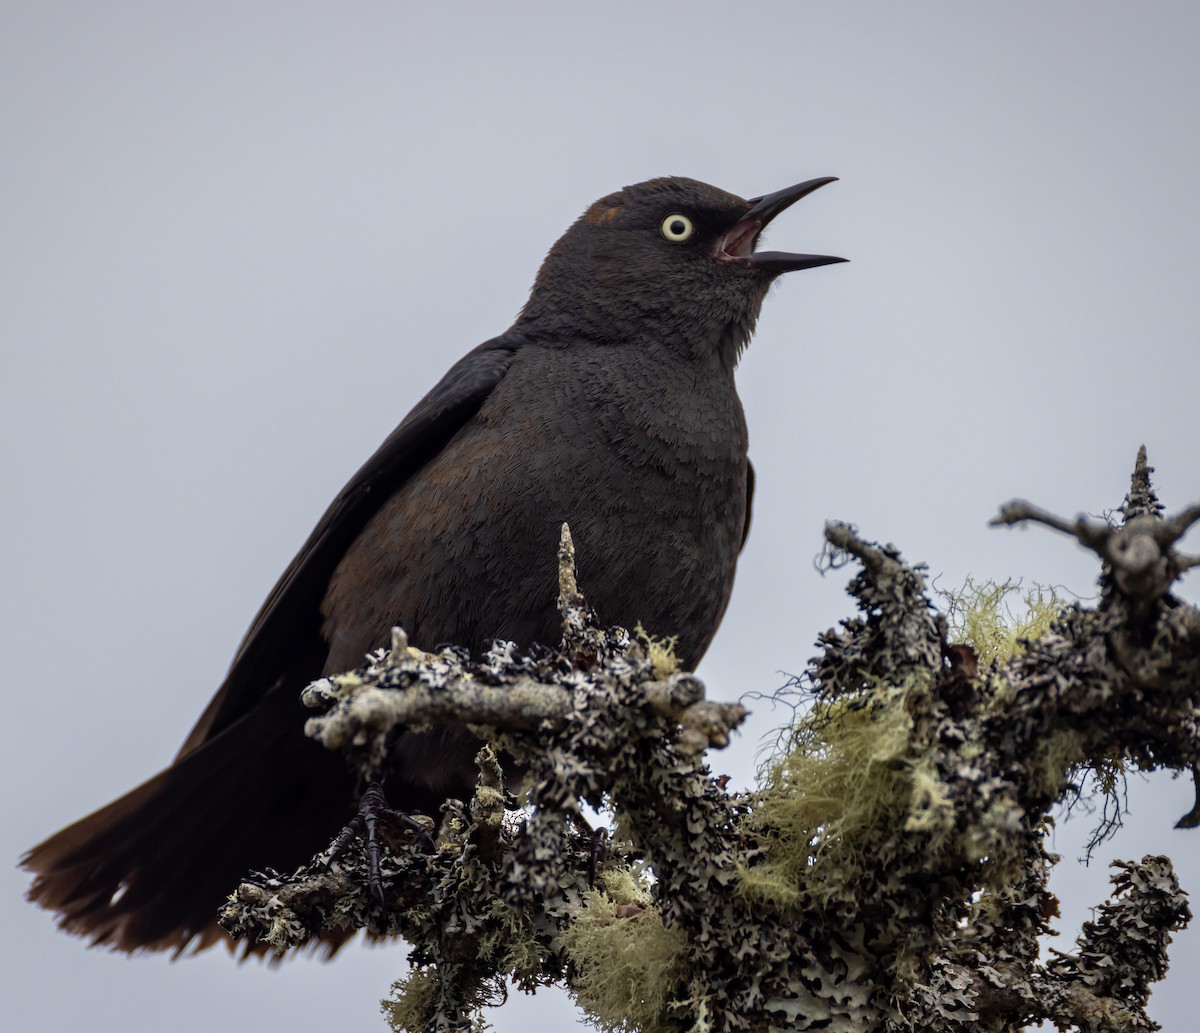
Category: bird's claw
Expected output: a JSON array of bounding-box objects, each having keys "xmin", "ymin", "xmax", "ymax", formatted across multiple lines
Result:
[{"xmin": 324, "ymin": 781, "xmax": 435, "ymax": 911}]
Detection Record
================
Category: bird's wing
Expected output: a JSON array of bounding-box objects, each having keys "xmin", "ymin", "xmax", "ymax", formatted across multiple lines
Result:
[
  {"xmin": 176, "ymin": 332, "xmax": 526, "ymax": 756},
  {"xmin": 740, "ymin": 459, "xmax": 755, "ymax": 552}
]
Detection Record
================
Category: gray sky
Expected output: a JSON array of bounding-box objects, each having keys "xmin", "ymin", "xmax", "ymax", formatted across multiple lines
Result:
[{"xmin": 3, "ymin": 3, "xmax": 1198, "ymax": 1030}]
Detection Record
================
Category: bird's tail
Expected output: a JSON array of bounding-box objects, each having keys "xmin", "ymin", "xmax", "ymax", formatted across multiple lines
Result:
[{"xmin": 22, "ymin": 686, "xmax": 349, "ymax": 956}]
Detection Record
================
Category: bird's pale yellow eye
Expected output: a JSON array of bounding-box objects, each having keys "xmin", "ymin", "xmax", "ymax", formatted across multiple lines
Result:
[{"xmin": 660, "ymin": 214, "xmax": 694, "ymax": 242}]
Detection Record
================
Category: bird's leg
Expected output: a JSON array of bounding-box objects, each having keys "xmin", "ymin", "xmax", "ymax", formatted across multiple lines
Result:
[
  {"xmin": 588, "ymin": 827, "xmax": 609, "ymax": 888},
  {"xmin": 566, "ymin": 810, "xmax": 610, "ymax": 887},
  {"xmin": 323, "ymin": 781, "xmax": 435, "ymax": 910}
]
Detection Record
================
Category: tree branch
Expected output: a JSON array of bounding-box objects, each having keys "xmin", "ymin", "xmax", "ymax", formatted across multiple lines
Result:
[{"xmin": 218, "ymin": 454, "xmax": 1198, "ymax": 1033}]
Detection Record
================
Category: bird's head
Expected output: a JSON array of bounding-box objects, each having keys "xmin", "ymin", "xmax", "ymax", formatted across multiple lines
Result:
[{"xmin": 517, "ymin": 176, "xmax": 845, "ymax": 366}]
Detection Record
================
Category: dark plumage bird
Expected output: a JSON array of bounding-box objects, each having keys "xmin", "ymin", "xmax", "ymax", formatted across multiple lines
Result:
[{"xmin": 23, "ymin": 175, "xmax": 844, "ymax": 955}]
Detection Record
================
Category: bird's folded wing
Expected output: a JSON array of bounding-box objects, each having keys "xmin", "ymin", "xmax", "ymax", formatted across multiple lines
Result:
[{"xmin": 176, "ymin": 331, "xmax": 527, "ymax": 757}]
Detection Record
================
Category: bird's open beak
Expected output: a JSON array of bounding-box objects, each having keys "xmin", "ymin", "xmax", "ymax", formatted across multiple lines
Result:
[{"xmin": 718, "ymin": 177, "xmax": 847, "ymax": 273}]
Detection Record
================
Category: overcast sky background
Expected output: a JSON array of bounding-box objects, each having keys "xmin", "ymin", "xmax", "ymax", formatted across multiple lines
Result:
[{"xmin": 3, "ymin": 3, "xmax": 1198, "ymax": 1030}]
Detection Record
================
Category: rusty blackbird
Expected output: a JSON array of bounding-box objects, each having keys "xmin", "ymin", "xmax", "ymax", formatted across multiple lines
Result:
[{"xmin": 24, "ymin": 175, "xmax": 844, "ymax": 955}]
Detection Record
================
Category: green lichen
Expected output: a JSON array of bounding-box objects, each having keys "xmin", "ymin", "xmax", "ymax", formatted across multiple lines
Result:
[
  {"xmin": 382, "ymin": 967, "xmax": 441, "ymax": 1033},
  {"xmin": 943, "ymin": 577, "xmax": 1066, "ymax": 669},
  {"xmin": 382, "ymin": 964, "xmax": 499, "ymax": 1033},
  {"xmin": 1028, "ymin": 727, "xmax": 1090, "ymax": 800},
  {"xmin": 634, "ymin": 623, "xmax": 682, "ymax": 680},
  {"xmin": 557, "ymin": 869, "xmax": 689, "ymax": 1033},
  {"xmin": 739, "ymin": 674, "xmax": 940, "ymax": 908},
  {"xmin": 483, "ymin": 899, "xmax": 548, "ymax": 989}
]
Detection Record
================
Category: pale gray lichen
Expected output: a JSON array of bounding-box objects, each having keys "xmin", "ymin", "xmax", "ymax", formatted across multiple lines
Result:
[{"xmin": 218, "ymin": 454, "xmax": 1198, "ymax": 1033}]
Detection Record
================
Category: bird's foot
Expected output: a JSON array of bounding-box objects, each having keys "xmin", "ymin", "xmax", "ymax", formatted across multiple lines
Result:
[
  {"xmin": 566, "ymin": 810, "xmax": 610, "ymax": 887},
  {"xmin": 323, "ymin": 781, "xmax": 435, "ymax": 910}
]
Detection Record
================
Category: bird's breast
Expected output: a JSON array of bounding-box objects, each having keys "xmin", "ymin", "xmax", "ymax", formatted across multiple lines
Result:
[{"xmin": 321, "ymin": 344, "xmax": 748, "ymax": 672}]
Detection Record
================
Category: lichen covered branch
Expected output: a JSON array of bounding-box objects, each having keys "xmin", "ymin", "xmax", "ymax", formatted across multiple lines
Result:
[
  {"xmin": 219, "ymin": 456, "xmax": 1197, "ymax": 1033},
  {"xmin": 991, "ymin": 446, "xmax": 1200, "ymax": 611}
]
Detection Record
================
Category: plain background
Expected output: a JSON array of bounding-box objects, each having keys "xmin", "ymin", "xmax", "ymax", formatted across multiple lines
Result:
[{"xmin": 3, "ymin": 3, "xmax": 1197, "ymax": 1030}]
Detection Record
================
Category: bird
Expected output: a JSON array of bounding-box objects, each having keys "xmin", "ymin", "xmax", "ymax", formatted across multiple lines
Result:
[{"xmin": 23, "ymin": 174, "xmax": 845, "ymax": 956}]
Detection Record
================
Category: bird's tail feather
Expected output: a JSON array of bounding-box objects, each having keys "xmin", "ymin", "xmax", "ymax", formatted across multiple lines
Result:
[{"xmin": 22, "ymin": 686, "xmax": 349, "ymax": 956}]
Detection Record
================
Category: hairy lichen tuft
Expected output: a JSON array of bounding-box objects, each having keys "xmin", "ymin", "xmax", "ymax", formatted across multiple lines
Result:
[
  {"xmin": 557, "ymin": 871, "xmax": 689, "ymax": 1033},
  {"xmin": 942, "ymin": 577, "xmax": 1066, "ymax": 669},
  {"xmin": 635, "ymin": 623, "xmax": 682, "ymax": 679},
  {"xmin": 382, "ymin": 967, "xmax": 441, "ymax": 1033},
  {"xmin": 741, "ymin": 674, "xmax": 941, "ymax": 907}
]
